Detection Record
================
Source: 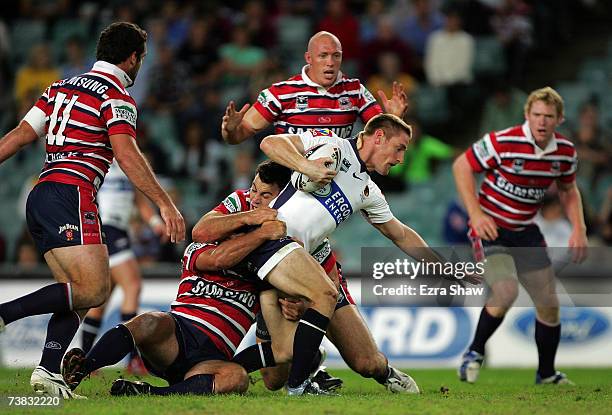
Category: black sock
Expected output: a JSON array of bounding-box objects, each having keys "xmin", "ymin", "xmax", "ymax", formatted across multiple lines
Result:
[
  {"xmin": 121, "ymin": 312, "xmax": 137, "ymax": 358},
  {"xmin": 232, "ymin": 341, "xmax": 276, "ymax": 373},
  {"xmin": 81, "ymin": 317, "xmax": 102, "ymax": 354},
  {"xmin": 84, "ymin": 324, "xmax": 134, "ymax": 375},
  {"xmin": 0, "ymin": 283, "xmax": 72, "ymax": 325},
  {"xmin": 149, "ymin": 374, "xmax": 214, "ymax": 396},
  {"xmin": 535, "ymin": 319, "xmax": 561, "ymax": 378},
  {"xmin": 308, "ymin": 349, "xmax": 323, "ymax": 374},
  {"xmin": 39, "ymin": 312, "xmax": 80, "ymax": 373},
  {"xmin": 287, "ymin": 308, "xmax": 330, "ymax": 388},
  {"xmin": 470, "ymin": 307, "xmax": 504, "ymax": 355}
]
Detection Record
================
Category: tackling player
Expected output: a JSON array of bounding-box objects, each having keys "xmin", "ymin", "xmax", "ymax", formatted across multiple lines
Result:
[
  {"xmin": 61, "ymin": 214, "xmax": 287, "ymax": 397},
  {"xmin": 453, "ymin": 87, "xmax": 588, "ymax": 385},
  {"xmin": 0, "ymin": 22, "xmax": 185, "ymax": 398}
]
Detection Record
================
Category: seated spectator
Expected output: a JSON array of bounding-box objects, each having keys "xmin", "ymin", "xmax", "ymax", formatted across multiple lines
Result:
[
  {"xmin": 176, "ymin": 18, "xmax": 222, "ymax": 86},
  {"xmin": 360, "ymin": 0, "xmax": 387, "ymax": 44},
  {"xmin": 367, "ymin": 52, "xmax": 417, "ymax": 110},
  {"xmin": 389, "ymin": 117, "xmax": 456, "ymax": 184},
  {"xmin": 219, "ymin": 25, "xmax": 266, "ymax": 98},
  {"xmin": 14, "ymin": 43, "xmax": 60, "ymax": 109},
  {"xmin": 361, "ymin": 15, "xmax": 416, "ymax": 78},
  {"xmin": 570, "ymin": 101, "xmax": 612, "ymax": 187},
  {"xmin": 480, "ymin": 81, "xmax": 527, "ymax": 134},
  {"xmin": 60, "ymin": 36, "xmax": 92, "ymax": 79},
  {"xmin": 146, "ymin": 42, "xmax": 191, "ymax": 112},
  {"xmin": 424, "ymin": 5, "xmax": 474, "ymax": 87},
  {"xmin": 317, "ymin": 0, "xmax": 361, "ymax": 67}
]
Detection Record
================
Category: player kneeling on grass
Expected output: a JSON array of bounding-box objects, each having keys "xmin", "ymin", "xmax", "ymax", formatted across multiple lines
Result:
[{"xmin": 62, "ymin": 220, "xmax": 287, "ymax": 397}]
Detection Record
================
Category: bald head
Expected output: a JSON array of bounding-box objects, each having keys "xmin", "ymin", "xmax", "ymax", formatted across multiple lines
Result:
[
  {"xmin": 307, "ymin": 31, "xmax": 342, "ymax": 53},
  {"xmin": 305, "ymin": 31, "xmax": 343, "ymax": 88}
]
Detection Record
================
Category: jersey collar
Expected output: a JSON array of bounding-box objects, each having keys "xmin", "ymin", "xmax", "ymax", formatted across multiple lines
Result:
[
  {"xmin": 348, "ymin": 138, "xmax": 368, "ymax": 173},
  {"xmin": 521, "ymin": 121, "xmax": 557, "ymax": 157},
  {"xmin": 92, "ymin": 61, "xmax": 133, "ymax": 88},
  {"xmin": 301, "ymin": 65, "xmax": 343, "ymax": 91}
]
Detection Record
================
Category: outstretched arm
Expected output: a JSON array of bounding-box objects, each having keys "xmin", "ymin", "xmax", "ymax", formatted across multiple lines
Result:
[
  {"xmin": 221, "ymin": 102, "xmax": 271, "ymax": 145},
  {"xmin": 372, "ymin": 217, "xmax": 443, "ymax": 263}
]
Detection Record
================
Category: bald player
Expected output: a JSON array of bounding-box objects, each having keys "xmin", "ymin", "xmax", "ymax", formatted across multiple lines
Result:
[{"xmin": 221, "ymin": 31, "xmax": 408, "ymax": 144}]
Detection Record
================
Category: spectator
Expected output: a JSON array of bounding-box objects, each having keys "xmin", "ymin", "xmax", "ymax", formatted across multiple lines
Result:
[
  {"xmin": 146, "ymin": 42, "xmax": 191, "ymax": 112},
  {"xmin": 367, "ymin": 52, "xmax": 417, "ymax": 108},
  {"xmin": 396, "ymin": 0, "xmax": 443, "ymax": 63},
  {"xmin": 424, "ymin": 5, "xmax": 474, "ymax": 87},
  {"xmin": 480, "ymin": 82, "xmax": 527, "ymax": 134},
  {"xmin": 570, "ymin": 101, "xmax": 611, "ymax": 187},
  {"xmin": 14, "ymin": 43, "xmax": 60, "ymax": 109},
  {"xmin": 60, "ymin": 36, "xmax": 92, "ymax": 79},
  {"xmin": 361, "ymin": 15, "xmax": 416, "ymax": 78},
  {"xmin": 360, "ymin": 0, "xmax": 387, "ymax": 44},
  {"xmin": 389, "ymin": 117, "xmax": 455, "ymax": 184},
  {"xmin": 176, "ymin": 18, "xmax": 222, "ymax": 86},
  {"xmin": 219, "ymin": 25, "xmax": 266, "ymax": 98},
  {"xmin": 317, "ymin": 0, "xmax": 361, "ymax": 65}
]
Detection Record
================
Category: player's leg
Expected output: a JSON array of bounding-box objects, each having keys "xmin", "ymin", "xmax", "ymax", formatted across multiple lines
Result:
[
  {"xmin": 519, "ymin": 266, "xmax": 570, "ymax": 384},
  {"xmin": 63, "ymin": 312, "xmax": 178, "ymax": 390},
  {"xmin": 460, "ymin": 252, "xmax": 519, "ymax": 383},
  {"xmin": 81, "ymin": 303, "xmax": 106, "ymax": 353}
]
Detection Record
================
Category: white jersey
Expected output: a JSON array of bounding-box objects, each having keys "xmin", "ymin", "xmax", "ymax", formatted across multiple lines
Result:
[
  {"xmin": 97, "ymin": 160, "xmax": 134, "ymax": 230},
  {"xmin": 270, "ymin": 128, "xmax": 394, "ymax": 253}
]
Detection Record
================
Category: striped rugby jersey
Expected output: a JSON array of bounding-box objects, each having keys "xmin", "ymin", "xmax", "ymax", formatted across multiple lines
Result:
[
  {"xmin": 171, "ymin": 242, "xmax": 260, "ymax": 359},
  {"xmin": 253, "ymin": 65, "xmax": 383, "ymax": 138},
  {"xmin": 23, "ymin": 61, "xmax": 137, "ymax": 192},
  {"xmin": 465, "ymin": 122, "xmax": 577, "ymax": 230}
]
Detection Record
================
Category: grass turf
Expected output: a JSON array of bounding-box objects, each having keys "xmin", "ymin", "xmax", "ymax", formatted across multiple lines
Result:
[{"xmin": 0, "ymin": 367, "xmax": 610, "ymax": 414}]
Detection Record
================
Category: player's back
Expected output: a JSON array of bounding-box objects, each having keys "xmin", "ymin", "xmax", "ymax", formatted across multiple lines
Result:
[{"xmin": 32, "ymin": 62, "xmax": 138, "ymax": 192}]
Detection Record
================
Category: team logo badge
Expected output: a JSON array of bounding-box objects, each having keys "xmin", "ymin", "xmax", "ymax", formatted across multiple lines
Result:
[
  {"xmin": 340, "ymin": 158, "xmax": 351, "ymax": 173},
  {"xmin": 512, "ymin": 159, "xmax": 524, "ymax": 172},
  {"xmin": 84, "ymin": 211, "xmax": 97, "ymax": 224},
  {"xmin": 313, "ymin": 184, "xmax": 333, "ymax": 197},
  {"xmin": 338, "ymin": 96, "xmax": 351, "ymax": 110},
  {"xmin": 364, "ymin": 185, "xmax": 370, "ymax": 197},
  {"xmin": 296, "ymin": 96, "xmax": 308, "ymax": 110},
  {"xmin": 311, "ymin": 128, "xmax": 332, "ymax": 137},
  {"xmin": 65, "ymin": 230, "xmax": 74, "ymax": 241},
  {"xmin": 551, "ymin": 161, "xmax": 561, "ymax": 173}
]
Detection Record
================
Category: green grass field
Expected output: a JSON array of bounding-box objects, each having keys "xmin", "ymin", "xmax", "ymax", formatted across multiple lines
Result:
[{"xmin": 1, "ymin": 367, "xmax": 610, "ymax": 414}]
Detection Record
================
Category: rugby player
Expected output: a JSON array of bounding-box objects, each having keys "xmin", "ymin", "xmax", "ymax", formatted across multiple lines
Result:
[
  {"xmin": 194, "ymin": 159, "xmax": 418, "ymax": 395},
  {"xmin": 81, "ymin": 160, "xmax": 166, "ymax": 374},
  {"xmin": 209, "ymin": 114, "xmax": 454, "ymax": 395},
  {"xmin": 0, "ymin": 22, "xmax": 185, "ymax": 398},
  {"xmin": 453, "ymin": 87, "xmax": 588, "ymax": 384},
  {"xmin": 61, "ymin": 213, "xmax": 287, "ymax": 397},
  {"xmin": 221, "ymin": 31, "xmax": 408, "ymax": 144}
]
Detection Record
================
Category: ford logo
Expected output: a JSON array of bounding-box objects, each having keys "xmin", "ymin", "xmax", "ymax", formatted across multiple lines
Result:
[
  {"xmin": 318, "ymin": 116, "xmax": 332, "ymax": 124},
  {"xmin": 513, "ymin": 308, "xmax": 609, "ymax": 344}
]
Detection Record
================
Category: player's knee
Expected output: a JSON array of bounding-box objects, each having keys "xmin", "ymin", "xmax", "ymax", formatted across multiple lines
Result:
[
  {"xmin": 271, "ymin": 342, "xmax": 292, "ymax": 364},
  {"xmin": 76, "ymin": 280, "xmax": 111, "ymax": 308},
  {"xmin": 126, "ymin": 312, "xmax": 160, "ymax": 344},
  {"xmin": 537, "ymin": 307, "xmax": 559, "ymax": 325},
  {"xmin": 492, "ymin": 281, "xmax": 518, "ymax": 308},
  {"xmin": 215, "ymin": 365, "xmax": 249, "ymax": 394}
]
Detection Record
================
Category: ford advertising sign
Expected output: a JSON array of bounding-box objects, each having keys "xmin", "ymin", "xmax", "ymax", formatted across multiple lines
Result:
[{"xmin": 513, "ymin": 308, "xmax": 610, "ymax": 344}]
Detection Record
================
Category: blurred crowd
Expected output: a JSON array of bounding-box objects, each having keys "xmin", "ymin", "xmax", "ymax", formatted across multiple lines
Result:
[{"xmin": 0, "ymin": 0, "xmax": 611, "ymax": 267}]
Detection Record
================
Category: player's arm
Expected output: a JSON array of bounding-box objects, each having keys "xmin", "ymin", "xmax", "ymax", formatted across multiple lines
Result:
[
  {"xmin": 372, "ymin": 217, "xmax": 443, "ymax": 263},
  {"xmin": 0, "ymin": 120, "xmax": 40, "ymax": 164},
  {"xmin": 259, "ymin": 133, "xmax": 336, "ymax": 186},
  {"xmin": 110, "ymin": 134, "xmax": 185, "ymax": 243},
  {"xmin": 195, "ymin": 220, "xmax": 286, "ymax": 271},
  {"xmin": 557, "ymin": 180, "xmax": 588, "ymax": 262},
  {"xmin": 222, "ymin": 102, "xmax": 271, "ymax": 145},
  {"xmin": 452, "ymin": 153, "xmax": 498, "ymax": 240},
  {"xmin": 192, "ymin": 208, "xmax": 277, "ymax": 243}
]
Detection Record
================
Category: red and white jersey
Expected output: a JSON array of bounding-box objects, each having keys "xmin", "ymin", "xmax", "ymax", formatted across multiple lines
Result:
[
  {"xmin": 23, "ymin": 61, "xmax": 138, "ymax": 192},
  {"xmin": 171, "ymin": 242, "xmax": 260, "ymax": 359},
  {"xmin": 253, "ymin": 65, "xmax": 382, "ymax": 138},
  {"xmin": 465, "ymin": 122, "xmax": 577, "ymax": 230},
  {"xmin": 213, "ymin": 188, "xmax": 251, "ymax": 215}
]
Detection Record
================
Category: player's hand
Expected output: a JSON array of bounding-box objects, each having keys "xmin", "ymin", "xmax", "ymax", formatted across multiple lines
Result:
[
  {"xmin": 159, "ymin": 203, "xmax": 186, "ymax": 243},
  {"xmin": 221, "ymin": 101, "xmax": 250, "ymax": 138},
  {"xmin": 245, "ymin": 207, "xmax": 277, "ymax": 226},
  {"xmin": 304, "ymin": 157, "xmax": 337, "ymax": 186},
  {"xmin": 377, "ymin": 81, "xmax": 409, "ymax": 118},
  {"xmin": 259, "ymin": 220, "xmax": 286, "ymax": 240},
  {"xmin": 568, "ymin": 229, "xmax": 588, "ymax": 263},
  {"xmin": 470, "ymin": 211, "xmax": 498, "ymax": 241},
  {"xmin": 279, "ymin": 297, "xmax": 307, "ymax": 321}
]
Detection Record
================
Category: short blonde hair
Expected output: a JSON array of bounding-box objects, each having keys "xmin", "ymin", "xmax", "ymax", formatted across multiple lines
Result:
[
  {"xmin": 362, "ymin": 113, "xmax": 412, "ymax": 140},
  {"xmin": 524, "ymin": 86, "xmax": 564, "ymax": 117}
]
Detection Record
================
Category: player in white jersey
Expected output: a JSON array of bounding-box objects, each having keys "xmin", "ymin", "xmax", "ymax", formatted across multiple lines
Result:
[
  {"xmin": 226, "ymin": 114, "xmax": 450, "ymax": 395},
  {"xmin": 81, "ymin": 160, "xmax": 165, "ymax": 373}
]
